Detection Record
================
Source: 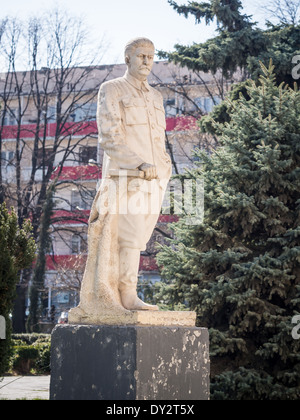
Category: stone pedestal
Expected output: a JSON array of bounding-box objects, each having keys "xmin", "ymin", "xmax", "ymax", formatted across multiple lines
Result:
[
  {"xmin": 68, "ymin": 309, "xmax": 197, "ymax": 327},
  {"xmin": 50, "ymin": 322, "xmax": 210, "ymax": 400}
]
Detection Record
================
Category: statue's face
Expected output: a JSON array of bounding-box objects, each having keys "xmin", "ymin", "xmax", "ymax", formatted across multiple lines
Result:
[{"xmin": 126, "ymin": 46, "xmax": 155, "ymax": 81}]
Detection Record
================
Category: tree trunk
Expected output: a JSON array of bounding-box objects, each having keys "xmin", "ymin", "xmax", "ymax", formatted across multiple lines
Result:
[{"xmin": 12, "ymin": 285, "xmax": 27, "ymax": 333}]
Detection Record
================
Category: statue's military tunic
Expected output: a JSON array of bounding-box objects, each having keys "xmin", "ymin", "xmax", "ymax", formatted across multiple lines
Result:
[{"xmin": 96, "ymin": 71, "xmax": 172, "ymax": 251}]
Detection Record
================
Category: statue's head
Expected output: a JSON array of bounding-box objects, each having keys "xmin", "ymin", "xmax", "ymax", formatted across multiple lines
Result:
[{"xmin": 124, "ymin": 37, "xmax": 155, "ymax": 81}]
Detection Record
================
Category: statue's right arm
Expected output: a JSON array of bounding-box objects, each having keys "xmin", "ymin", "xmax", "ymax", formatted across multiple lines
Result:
[{"xmin": 97, "ymin": 82, "xmax": 144, "ymax": 170}]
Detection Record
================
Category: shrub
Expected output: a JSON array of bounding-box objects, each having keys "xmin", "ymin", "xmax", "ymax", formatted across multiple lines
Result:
[
  {"xmin": 12, "ymin": 333, "xmax": 50, "ymax": 345},
  {"xmin": 10, "ymin": 334, "xmax": 51, "ymax": 375},
  {"xmin": 0, "ymin": 204, "xmax": 36, "ymax": 375},
  {"xmin": 12, "ymin": 345, "xmax": 40, "ymax": 374}
]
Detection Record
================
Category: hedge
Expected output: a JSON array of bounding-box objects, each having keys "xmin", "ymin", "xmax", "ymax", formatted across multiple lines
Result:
[{"xmin": 10, "ymin": 334, "xmax": 51, "ymax": 375}]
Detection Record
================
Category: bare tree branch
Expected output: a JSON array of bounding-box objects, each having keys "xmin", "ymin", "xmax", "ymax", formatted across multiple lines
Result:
[
  {"xmin": 263, "ymin": 0, "xmax": 300, "ymax": 25},
  {"xmin": 0, "ymin": 10, "xmax": 108, "ymax": 265}
]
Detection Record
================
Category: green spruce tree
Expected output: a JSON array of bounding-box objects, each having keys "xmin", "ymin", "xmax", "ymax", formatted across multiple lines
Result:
[
  {"xmin": 0, "ymin": 203, "xmax": 36, "ymax": 375},
  {"xmin": 160, "ymin": 1, "xmax": 300, "ymax": 86},
  {"xmin": 156, "ymin": 62, "xmax": 300, "ymax": 400}
]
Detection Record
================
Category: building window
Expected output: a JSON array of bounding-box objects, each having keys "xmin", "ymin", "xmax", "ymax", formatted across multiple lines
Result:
[
  {"xmin": 71, "ymin": 189, "xmax": 95, "ymax": 211},
  {"xmin": 47, "ymin": 106, "xmax": 56, "ymax": 123},
  {"xmin": 1, "ymin": 151, "xmax": 15, "ymax": 165},
  {"xmin": 194, "ymin": 96, "xmax": 222, "ymax": 114},
  {"xmin": 79, "ymin": 146, "xmax": 97, "ymax": 164},
  {"xmin": 36, "ymin": 148, "xmax": 53, "ymax": 167},
  {"xmin": 164, "ymin": 99, "xmax": 176, "ymax": 117},
  {"xmin": 70, "ymin": 103, "xmax": 97, "ymax": 123},
  {"xmin": 71, "ymin": 190, "xmax": 82, "ymax": 211},
  {"xmin": 56, "ymin": 292, "xmax": 70, "ymax": 304},
  {"xmin": 2, "ymin": 108, "xmax": 18, "ymax": 126},
  {"xmin": 71, "ymin": 235, "xmax": 80, "ymax": 254},
  {"xmin": 71, "ymin": 234, "xmax": 87, "ymax": 254}
]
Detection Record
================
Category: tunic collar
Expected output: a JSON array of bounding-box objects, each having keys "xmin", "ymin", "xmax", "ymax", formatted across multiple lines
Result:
[{"xmin": 124, "ymin": 70, "xmax": 151, "ymax": 92}]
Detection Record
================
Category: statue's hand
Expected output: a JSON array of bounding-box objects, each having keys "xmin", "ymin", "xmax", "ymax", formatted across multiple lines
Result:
[{"xmin": 138, "ymin": 163, "xmax": 158, "ymax": 181}]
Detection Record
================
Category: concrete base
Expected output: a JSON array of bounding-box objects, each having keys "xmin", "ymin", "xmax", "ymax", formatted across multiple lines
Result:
[
  {"xmin": 68, "ymin": 309, "xmax": 197, "ymax": 327},
  {"xmin": 50, "ymin": 324, "xmax": 210, "ymax": 401}
]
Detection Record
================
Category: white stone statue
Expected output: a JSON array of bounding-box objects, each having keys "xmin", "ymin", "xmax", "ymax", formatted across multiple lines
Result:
[{"xmin": 69, "ymin": 38, "xmax": 172, "ymax": 324}]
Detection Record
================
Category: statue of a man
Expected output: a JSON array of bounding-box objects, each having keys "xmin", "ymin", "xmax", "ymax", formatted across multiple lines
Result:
[{"xmin": 69, "ymin": 38, "xmax": 172, "ymax": 322}]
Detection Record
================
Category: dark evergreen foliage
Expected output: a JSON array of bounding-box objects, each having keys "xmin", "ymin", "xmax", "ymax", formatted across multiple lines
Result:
[
  {"xmin": 0, "ymin": 203, "xmax": 36, "ymax": 375},
  {"xmin": 156, "ymin": 63, "xmax": 300, "ymax": 399},
  {"xmin": 159, "ymin": 1, "xmax": 300, "ymax": 87}
]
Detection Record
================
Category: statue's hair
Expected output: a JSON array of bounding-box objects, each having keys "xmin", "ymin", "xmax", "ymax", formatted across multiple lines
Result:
[{"xmin": 124, "ymin": 37, "xmax": 155, "ymax": 61}]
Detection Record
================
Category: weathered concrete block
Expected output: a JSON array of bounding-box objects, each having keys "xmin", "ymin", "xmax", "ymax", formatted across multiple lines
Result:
[{"xmin": 50, "ymin": 324, "xmax": 210, "ymax": 400}]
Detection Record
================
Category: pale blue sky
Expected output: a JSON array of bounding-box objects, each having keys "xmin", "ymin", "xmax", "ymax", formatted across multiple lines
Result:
[{"xmin": 1, "ymin": 0, "xmax": 269, "ymax": 64}]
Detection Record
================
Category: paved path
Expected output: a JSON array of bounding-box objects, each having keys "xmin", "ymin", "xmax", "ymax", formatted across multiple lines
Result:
[{"xmin": 0, "ymin": 376, "xmax": 50, "ymax": 400}]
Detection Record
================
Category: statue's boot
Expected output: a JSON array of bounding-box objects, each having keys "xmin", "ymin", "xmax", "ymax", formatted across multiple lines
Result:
[{"xmin": 119, "ymin": 247, "xmax": 159, "ymax": 311}]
